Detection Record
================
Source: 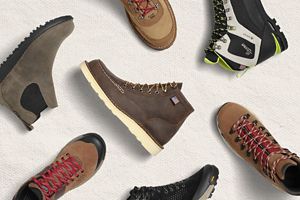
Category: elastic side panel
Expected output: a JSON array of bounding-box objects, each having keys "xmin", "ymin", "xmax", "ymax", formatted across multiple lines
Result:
[{"xmin": 21, "ymin": 83, "xmax": 47, "ymax": 118}]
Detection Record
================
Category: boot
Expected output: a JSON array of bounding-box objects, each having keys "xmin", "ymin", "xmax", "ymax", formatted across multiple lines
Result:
[
  {"xmin": 204, "ymin": 0, "xmax": 288, "ymax": 72},
  {"xmin": 127, "ymin": 165, "xmax": 219, "ymax": 200},
  {"xmin": 120, "ymin": 0, "xmax": 177, "ymax": 50},
  {"xmin": 13, "ymin": 133, "xmax": 106, "ymax": 200},
  {"xmin": 0, "ymin": 16, "xmax": 74, "ymax": 130},
  {"xmin": 217, "ymin": 103, "xmax": 300, "ymax": 195},
  {"xmin": 80, "ymin": 59, "xmax": 194, "ymax": 155}
]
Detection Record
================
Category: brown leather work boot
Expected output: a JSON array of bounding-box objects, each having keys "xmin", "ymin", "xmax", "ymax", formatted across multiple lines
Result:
[
  {"xmin": 120, "ymin": 0, "xmax": 177, "ymax": 50},
  {"xmin": 217, "ymin": 102, "xmax": 300, "ymax": 196},
  {"xmin": 13, "ymin": 133, "xmax": 106, "ymax": 200},
  {"xmin": 0, "ymin": 16, "xmax": 74, "ymax": 130},
  {"xmin": 80, "ymin": 59, "xmax": 194, "ymax": 155}
]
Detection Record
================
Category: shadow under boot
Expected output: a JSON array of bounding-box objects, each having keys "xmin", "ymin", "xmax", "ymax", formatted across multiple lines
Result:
[{"xmin": 0, "ymin": 16, "xmax": 74, "ymax": 130}]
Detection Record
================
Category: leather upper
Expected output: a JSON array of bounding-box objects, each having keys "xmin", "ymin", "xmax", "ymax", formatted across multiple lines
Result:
[{"xmin": 85, "ymin": 60, "xmax": 194, "ymax": 146}]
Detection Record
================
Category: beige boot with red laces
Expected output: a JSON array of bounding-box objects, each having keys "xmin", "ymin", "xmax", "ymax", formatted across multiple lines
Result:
[{"xmin": 121, "ymin": 0, "xmax": 177, "ymax": 50}]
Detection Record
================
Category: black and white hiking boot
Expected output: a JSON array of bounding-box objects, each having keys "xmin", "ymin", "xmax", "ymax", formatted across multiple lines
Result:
[
  {"xmin": 127, "ymin": 165, "xmax": 219, "ymax": 200},
  {"xmin": 204, "ymin": 0, "xmax": 288, "ymax": 72}
]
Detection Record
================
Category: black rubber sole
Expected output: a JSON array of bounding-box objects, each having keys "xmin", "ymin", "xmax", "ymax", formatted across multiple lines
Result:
[
  {"xmin": 193, "ymin": 165, "xmax": 219, "ymax": 200},
  {"xmin": 0, "ymin": 15, "xmax": 73, "ymax": 83},
  {"xmin": 255, "ymin": 0, "xmax": 288, "ymax": 51}
]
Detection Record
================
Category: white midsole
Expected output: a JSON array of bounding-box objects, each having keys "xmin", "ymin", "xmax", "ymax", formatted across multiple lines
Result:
[{"xmin": 199, "ymin": 185, "xmax": 215, "ymax": 200}]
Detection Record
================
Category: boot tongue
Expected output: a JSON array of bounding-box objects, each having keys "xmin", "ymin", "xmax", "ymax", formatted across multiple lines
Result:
[
  {"xmin": 269, "ymin": 154, "xmax": 298, "ymax": 180},
  {"xmin": 28, "ymin": 182, "xmax": 45, "ymax": 200}
]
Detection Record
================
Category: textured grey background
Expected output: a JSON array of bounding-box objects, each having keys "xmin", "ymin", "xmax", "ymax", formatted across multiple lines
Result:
[{"xmin": 0, "ymin": 0, "xmax": 300, "ymax": 200}]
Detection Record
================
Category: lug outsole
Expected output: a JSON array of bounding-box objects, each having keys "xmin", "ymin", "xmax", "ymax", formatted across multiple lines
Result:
[
  {"xmin": 80, "ymin": 62, "xmax": 162, "ymax": 155},
  {"xmin": 199, "ymin": 173, "xmax": 219, "ymax": 200},
  {"xmin": 268, "ymin": 18, "xmax": 288, "ymax": 52}
]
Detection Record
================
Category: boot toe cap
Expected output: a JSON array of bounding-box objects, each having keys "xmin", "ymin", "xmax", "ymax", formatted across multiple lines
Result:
[
  {"xmin": 77, "ymin": 133, "xmax": 106, "ymax": 170},
  {"xmin": 217, "ymin": 102, "xmax": 248, "ymax": 134}
]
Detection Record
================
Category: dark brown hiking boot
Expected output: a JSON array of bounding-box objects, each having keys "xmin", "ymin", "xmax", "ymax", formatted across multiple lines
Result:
[
  {"xmin": 80, "ymin": 59, "xmax": 194, "ymax": 155},
  {"xmin": 0, "ymin": 16, "xmax": 74, "ymax": 130},
  {"xmin": 13, "ymin": 133, "xmax": 106, "ymax": 200},
  {"xmin": 120, "ymin": 0, "xmax": 177, "ymax": 50},
  {"xmin": 217, "ymin": 102, "xmax": 300, "ymax": 196}
]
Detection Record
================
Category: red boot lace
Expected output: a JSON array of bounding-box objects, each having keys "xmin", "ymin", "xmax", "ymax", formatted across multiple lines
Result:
[
  {"xmin": 129, "ymin": 0, "xmax": 158, "ymax": 18},
  {"xmin": 32, "ymin": 153, "xmax": 83, "ymax": 200},
  {"xmin": 232, "ymin": 114, "xmax": 297, "ymax": 181}
]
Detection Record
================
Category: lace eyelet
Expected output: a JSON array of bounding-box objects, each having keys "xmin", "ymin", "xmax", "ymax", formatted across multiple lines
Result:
[
  {"xmin": 234, "ymin": 137, "xmax": 240, "ymax": 143},
  {"xmin": 244, "ymin": 114, "xmax": 250, "ymax": 119},
  {"xmin": 240, "ymin": 144, "xmax": 246, "ymax": 150},
  {"xmin": 246, "ymin": 151, "xmax": 251, "ymax": 157}
]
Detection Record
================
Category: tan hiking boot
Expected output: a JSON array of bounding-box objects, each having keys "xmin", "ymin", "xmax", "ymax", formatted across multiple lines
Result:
[
  {"xmin": 121, "ymin": 0, "xmax": 177, "ymax": 50},
  {"xmin": 0, "ymin": 16, "xmax": 74, "ymax": 130},
  {"xmin": 13, "ymin": 133, "xmax": 106, "ymax": 200},
  {"xmin": 217, "ymin": 103, "xmax": 300, "ymax": 195},
  {"xmin": 80, "ymin": 59, "xmax": 194, "ymax": 155}
]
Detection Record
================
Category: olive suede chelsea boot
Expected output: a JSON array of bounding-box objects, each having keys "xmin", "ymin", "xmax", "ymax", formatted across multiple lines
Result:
[{"xmin": 0, "ymin": 16, "xmax": 74, "ymax": 130}]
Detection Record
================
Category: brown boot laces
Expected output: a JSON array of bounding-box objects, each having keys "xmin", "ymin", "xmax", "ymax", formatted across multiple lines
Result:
[
  {"xmin": 231, "ymin": 114, "xmax": 299, "ymax": 182},
  {"xmin": 124, "ymin": 81, "xmax": 178, "ymax": 94}
]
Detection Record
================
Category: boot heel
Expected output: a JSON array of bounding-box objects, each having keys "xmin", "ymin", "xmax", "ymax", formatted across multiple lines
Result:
[{"xmin": 268, "ymin": 18, "xmax": 288, "ymax": 52}]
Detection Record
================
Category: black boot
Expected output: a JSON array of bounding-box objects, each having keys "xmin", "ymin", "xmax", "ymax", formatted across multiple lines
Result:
[
  {"xmin": 127, "ymin": 165, "xmax": 219, "ymax": 200},
  {"xmin": 204, "ymin": 0, "xmax": 288, "ymax": 72}
]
